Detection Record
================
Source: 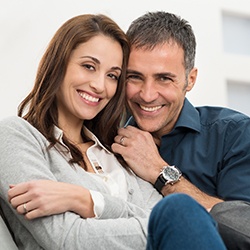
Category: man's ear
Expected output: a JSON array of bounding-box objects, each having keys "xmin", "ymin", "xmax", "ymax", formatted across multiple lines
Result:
[{"xmin": 186, "ymin": 67, "xmax": 198, "ymax": 92}]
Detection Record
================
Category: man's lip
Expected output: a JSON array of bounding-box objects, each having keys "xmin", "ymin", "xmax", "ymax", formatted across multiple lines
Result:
[{"xmin": 139, "ymin": 104, "xmax": 163, "ymax": 112}]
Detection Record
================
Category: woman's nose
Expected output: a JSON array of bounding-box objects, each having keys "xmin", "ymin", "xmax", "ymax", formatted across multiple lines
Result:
[{"xmin": 89, "ymin": 75, "xmax": 105, "ymax": 93}]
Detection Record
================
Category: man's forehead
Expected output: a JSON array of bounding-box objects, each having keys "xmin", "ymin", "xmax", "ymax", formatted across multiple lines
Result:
[{"xmin": 128, "ymin": 44, "xmax": 184, "ymax": 74}]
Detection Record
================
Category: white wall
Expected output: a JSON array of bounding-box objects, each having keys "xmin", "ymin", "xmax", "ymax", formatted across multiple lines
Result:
[{"xmin": 1, "ymin": 0, "xmax": 250, "ymax": 119}]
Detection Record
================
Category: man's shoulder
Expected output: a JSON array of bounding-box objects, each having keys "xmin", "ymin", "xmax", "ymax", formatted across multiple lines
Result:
[{"xmin": 196, "ymin": 106, "xmax": 250, "ymax": 126}]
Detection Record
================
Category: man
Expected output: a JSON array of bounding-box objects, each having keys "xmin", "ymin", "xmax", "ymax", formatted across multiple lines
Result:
[{"xmin": 112, "ymin": 11, "xmax": 250, "ymax": 249}]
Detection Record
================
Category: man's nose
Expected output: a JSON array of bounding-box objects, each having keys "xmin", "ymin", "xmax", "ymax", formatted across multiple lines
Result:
[{"xmin": 139, "ymin": 81, "xmax": 158, "ymax": 102}]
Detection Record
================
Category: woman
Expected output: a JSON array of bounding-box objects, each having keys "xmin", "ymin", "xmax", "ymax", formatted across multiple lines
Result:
[{"xmin": 0, "ymin": 14, "xmax": 162, "ymax": 249}]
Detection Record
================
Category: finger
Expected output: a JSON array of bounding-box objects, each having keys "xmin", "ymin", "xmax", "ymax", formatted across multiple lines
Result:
[
  {"xmin": 126, "ymin": 125, "xmax": 153, "ymax": 138},
  {"xmin": 24, "ymin": 209, "xmax": 41, "ymax": 220},
  {"xmin": 118, "ymin": 126, "xmax": 143, "ymax": 140},
  {"xmin": 111, "ymin": 141, "xmax": 126, "ymax": 154},
  {"xmin": 118, "ymin": 126, "xmax": 141, "ymax": 138},
  {"xmin": 16, "ymin": 200, "xmax": 39, "ymax": 216},
  {"xmin": 114, "ymin": 135, "xmax": 127, "ymax": 145},
  {"xmin": 24, "ymin": 207, "xmax": 49, "ymax": 220},
  {"xmin": 9, "ymin": 192, "xmax": 30, "ymax": 209},
  {"xmin": 119, "ymin": 136, "xmax": 126, "ymax": 146},
  {"xmin": 8, "ymin": 182, "xmax": 28, "ymax": 199},
  {"xmin": 116, "ymin": 127, "xmax": 129, "ymax": 137},
  {"xmin": 16, "ymin": 202, "xmax": 30, "ymax": 215}
]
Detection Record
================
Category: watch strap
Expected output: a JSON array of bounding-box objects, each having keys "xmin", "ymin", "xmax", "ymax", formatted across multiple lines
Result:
[{"xmin": 154, "ymin": 173, "xmax": 166, "ymax": 193}]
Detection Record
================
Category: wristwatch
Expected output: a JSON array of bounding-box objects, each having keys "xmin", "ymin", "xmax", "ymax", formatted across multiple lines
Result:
[{"xmin": 154, "ymin": 165, "xmax": 182, "ymax": 193}]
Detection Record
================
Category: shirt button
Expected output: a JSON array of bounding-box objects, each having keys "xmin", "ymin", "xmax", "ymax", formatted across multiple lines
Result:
[{"xmin": 103, "ymin": 176, "xmax": 108, "ymax": 182}]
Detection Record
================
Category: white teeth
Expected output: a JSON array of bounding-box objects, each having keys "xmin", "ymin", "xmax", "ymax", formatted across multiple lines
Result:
[
  {"xmin": 140, "ymin": 105, "xmax": 162, "ymax": 112},
  {"xmin": 78, "ymin": 92, "xmax": 99, "ymax": 103}
]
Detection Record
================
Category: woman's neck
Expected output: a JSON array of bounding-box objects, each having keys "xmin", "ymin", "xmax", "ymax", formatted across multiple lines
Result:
[{"xmin": 59, "ymin": 118, "xmax": 84, "ymax": 144}]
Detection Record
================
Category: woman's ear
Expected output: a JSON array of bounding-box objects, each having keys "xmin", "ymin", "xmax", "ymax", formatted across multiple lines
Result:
[{"xmin": 186, "ymin": 67, "xmax": 198, "ymax": 92}]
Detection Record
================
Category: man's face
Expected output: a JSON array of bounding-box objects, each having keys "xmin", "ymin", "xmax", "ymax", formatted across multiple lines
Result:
[{"xmin": 126, "ymin": 42, "xmax": 197, "ymax": 137}]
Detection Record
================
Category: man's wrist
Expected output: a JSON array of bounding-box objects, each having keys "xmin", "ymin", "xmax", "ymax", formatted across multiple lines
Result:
[
  {"xmin": 150, "ymin": 168, "xmax": 162, "ymax": 184},
  {"xmin": 153, "ymin": 165, "xmax": 182, "ymax": 193},
  {"xmin": 150, "ymin": 162, "xmax": 169, "ymax": 184}
]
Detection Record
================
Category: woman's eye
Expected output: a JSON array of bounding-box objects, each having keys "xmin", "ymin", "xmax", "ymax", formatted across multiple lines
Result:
[
  {"xmin": 82, "ymin": 64, "xmax": 95, "ymax": 71},
  {"xmin": 108, "ymin": 73, "xmax": 119, "ymax": 81}
]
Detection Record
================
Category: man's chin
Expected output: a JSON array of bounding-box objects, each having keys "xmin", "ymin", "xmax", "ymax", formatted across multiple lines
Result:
[{"xmin": 136, "ymin": 120, "xmax": 159, "ymax": 133}]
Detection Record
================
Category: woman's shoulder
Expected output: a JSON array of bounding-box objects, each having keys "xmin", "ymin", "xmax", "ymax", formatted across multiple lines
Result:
[
  {"xmin": 0, "ymin": 116, "xmax": 48, "ymax": 146},
  {"xmin": 0, "ymin": 116, "xmax": 36, "ymax": 137},
  {"xmin": 0, "ymin": 116, "xmax": 29, "ymax": 128}
]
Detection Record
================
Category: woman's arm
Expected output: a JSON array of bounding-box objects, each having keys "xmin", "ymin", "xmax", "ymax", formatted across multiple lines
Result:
[
  {"xmin": 8, "ymin": 180, "xmax": 95, "ymax": 219},
  {"xmin": 8, "ymin": 174, "xmax": 162, "ymax": 221},
  {"xmin": 0, "ymin": 116, "xmax": 154, "ymax": 249}
]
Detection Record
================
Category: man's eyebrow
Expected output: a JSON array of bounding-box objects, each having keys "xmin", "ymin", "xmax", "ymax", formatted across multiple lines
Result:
[
  {"xmin": 126, "ymin": 69, "xmax": 143, "ymax": 76},
  {"xmin": 153, "ymin": 72, "xmax": 176, "ymax": 78}
]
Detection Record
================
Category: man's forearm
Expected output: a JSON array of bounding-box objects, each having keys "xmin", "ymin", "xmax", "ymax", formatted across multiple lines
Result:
[{"xmin": 161, "ymin": 177, "xmax": 223, "ymax": 210}]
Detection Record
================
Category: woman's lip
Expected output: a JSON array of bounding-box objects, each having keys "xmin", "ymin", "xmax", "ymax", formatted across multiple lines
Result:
[{"xmin": 77, "ymin": 90, "xmax": 101, "ymax": 103}]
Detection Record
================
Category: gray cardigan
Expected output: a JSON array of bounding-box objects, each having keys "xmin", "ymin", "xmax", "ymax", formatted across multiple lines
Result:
[{"xmin": 0, "ymin": 116, "xmax": 162, "ymax": 250}]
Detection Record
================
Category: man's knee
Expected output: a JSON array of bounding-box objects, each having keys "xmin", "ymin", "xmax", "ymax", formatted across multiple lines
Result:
[
  {"xmin": 151, "ymin": 193, "xmax": 198, "ymax": 219},
  {"xmin": 150, "ymin": 193, "xmax": 214, "ymax": 229},
  {"xmin": 148, "ymin": 193, "xmax": 226, "ymax": 250},
  {"xmin": 210, "ymin": 200, "xmax": 250, "ymax": 250}
]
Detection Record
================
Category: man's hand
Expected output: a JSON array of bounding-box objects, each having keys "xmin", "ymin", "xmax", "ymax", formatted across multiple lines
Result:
[
  {"xmin": 112, "ymin": 126, "xmax": 167, "ymax": 184},
  {"xmin": 112, "ymin": 126, "xmax": 223, "ymax": 210}
]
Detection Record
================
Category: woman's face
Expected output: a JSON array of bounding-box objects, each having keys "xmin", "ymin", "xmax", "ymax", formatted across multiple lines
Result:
[{"xmin": 57, "ymin": 34, "xmax": 123, "ymax": 127}]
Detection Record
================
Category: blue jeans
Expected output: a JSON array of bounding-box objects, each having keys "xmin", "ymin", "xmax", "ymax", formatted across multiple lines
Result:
[{"xmin": 147, "ymin": 193, "xmax": 226, "ymax": 250}]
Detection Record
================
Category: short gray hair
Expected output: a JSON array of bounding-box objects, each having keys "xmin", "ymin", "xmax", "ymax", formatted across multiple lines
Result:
[{"xmin": 126, "ymin": 11, "xmax": 196, "ymax": 74}]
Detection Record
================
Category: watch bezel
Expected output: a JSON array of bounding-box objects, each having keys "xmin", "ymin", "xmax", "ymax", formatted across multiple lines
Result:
[{"xmin": 161, "ymin": 165, "xmax": 182, "ymax": 185}]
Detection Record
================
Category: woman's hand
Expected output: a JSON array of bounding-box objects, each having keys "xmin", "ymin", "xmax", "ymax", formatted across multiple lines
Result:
[{"xmin": 8, "ymin": 180, "xmax": 94, "ymax": 220}]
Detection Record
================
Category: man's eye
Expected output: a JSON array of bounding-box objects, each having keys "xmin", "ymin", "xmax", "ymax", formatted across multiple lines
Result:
[
  {"xmin": 127, "ymin": 74, "xmax": 141, "ymax": 81},
  {"xmin": 159, "ymin": 76, "xmax": 173, "ymax": 82}
]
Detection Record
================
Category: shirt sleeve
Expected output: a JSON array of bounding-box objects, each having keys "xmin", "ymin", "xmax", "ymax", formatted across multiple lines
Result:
[
  {"xmin": 217, "ymin": 116, "xmax": 250, "ymax": 201},
  {"xmin": 89, "ymin": 190, "xmax": 105, "ymax": 218}
]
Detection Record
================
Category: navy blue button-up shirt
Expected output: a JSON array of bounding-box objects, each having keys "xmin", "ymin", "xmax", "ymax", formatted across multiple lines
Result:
[{"xmin": 128, "ymin": 98, "xmax": 250, "ymax": 202}]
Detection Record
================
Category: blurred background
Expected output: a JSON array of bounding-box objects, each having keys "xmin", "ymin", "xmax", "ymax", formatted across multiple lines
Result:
[{"xmin": 1, "ymin": 0, "xmax": 250, "ymax": 119}]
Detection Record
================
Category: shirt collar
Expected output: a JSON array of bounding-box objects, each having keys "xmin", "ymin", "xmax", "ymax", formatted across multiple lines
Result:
[
  {"xmin": 126, "ymin": 98, "xmax": 201, "ymax": 133},
  {"xmin": 54, "ymin": 126, "xmax": 64, "ymax": 143},
  {"xmin": 53, "ymin": 125, "xmax": 111, "ymax": 153},
  {"xmin": 174, "ymin": 98, "xmax": 201, "ymax": 132}
]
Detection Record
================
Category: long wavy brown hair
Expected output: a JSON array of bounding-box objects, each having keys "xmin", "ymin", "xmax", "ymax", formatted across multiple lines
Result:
[{"xmin": 18, "ymin": 14, "xmax": 130, "ymax": 169}]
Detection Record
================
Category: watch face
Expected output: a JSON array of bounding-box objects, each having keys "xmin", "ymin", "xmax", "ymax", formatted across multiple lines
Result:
[{"xmin": 162, "ymin": 166, "xmax": 180, "ymax": 183}]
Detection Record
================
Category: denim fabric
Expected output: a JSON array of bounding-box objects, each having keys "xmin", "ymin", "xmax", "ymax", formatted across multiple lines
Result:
[{"xmin": 147, "ymin": 194, "xmax": 226, "ymax": 250}]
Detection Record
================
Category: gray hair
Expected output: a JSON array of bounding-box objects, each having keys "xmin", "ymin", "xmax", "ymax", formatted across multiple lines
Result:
[{"xmin": 126, "ymin": 11, "xmax": 196, "ymax": 74}]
